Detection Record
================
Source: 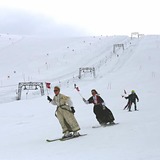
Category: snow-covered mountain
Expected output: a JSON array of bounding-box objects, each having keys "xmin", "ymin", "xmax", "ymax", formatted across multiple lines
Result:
[{"xmin": 0, "ymin": 33, "xmax": 160, "ymax": 160}]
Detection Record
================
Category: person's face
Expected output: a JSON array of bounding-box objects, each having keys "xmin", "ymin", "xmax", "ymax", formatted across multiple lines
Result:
[
  {"xmin": 54, "ymin": 88, "xmax": 60, "ymax": 95},
  {"xmin": 91, "ymin": 91, "xmax": 96, "ymax": 96}
]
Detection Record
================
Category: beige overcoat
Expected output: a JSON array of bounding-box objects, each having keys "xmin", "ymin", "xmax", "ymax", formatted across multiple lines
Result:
[{"xmin": 51, "ymin": 93, "xmax": 80, "ymax": 133}]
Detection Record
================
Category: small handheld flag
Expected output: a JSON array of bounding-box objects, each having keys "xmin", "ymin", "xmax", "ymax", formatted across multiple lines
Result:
[
  {"xmin": 45, "ymin": 82, "xmax": 51, "ymax": 96},
  {"xmin": 74, "ymin": 84, "xmax": 83, "ymax": 98},
  {"xmin": 45, "ymin": 82, "xmax": 51, "ymax": 89}
]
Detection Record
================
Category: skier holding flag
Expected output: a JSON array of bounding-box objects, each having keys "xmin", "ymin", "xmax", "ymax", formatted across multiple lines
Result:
[
  {"xmin": 47, "ymin": 86, "xmax": 81, "ymax": 138},
  {"xmin": 82, "ymin": 89, "xmax": 115, "ymax": 126},
  {"xmin": 122, "ymin": 90, "xmax": 139, "ymax": 111}
]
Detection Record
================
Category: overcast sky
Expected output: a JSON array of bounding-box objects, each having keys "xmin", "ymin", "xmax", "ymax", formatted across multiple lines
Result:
[{"xmin": 0, "ymin": 0, "xmax": 160, "ymax": 37}]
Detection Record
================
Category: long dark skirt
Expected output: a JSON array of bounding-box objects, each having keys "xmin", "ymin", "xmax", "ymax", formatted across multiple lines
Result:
[{"xmin": 93, "ymin": 105, "xmax": 115, "ymax": 124}]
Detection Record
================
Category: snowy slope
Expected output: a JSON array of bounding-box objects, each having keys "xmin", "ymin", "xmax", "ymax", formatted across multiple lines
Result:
[
  {"xmin": 0, "ymin": 34, "xmax": 129, "ymax": 103},
  {"xmin": 0, "ymin": 34, "xmax": 160, "ymax": 160}
]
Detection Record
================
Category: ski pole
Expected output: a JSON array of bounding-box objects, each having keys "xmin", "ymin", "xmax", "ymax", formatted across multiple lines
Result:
[{"xmin": 77, "ymin": 90, "xmax": 83, "ymax": 98}]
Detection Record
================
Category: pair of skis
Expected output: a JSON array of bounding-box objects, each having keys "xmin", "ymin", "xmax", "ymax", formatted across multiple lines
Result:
[
  {"xmin": 92, "ymin": 122, "xmax": 119, "ymax": 128},
  {"xmin": 46, "ymin": 123, "xmax": 119, "ymax": 142},
  {"xmin": 46, "ymin": 134, "xmax": 87, "ymax": 142}
]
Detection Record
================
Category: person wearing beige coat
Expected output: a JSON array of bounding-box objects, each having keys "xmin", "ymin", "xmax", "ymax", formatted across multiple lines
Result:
[{"xmin": 47, "ymin": 86, "xmax": 80, "ymax": 138}]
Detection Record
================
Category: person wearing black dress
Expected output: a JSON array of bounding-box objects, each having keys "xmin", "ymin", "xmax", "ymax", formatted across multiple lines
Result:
[{"xmin": 83, "ymin": 89, "xmax": 115, "ymax": 126}]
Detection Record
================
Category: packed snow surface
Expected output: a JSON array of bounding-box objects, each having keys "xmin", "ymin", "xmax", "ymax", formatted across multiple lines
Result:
[{"xmin": 0, "ymin": 33, "xmax": 160, "ymax": 160}]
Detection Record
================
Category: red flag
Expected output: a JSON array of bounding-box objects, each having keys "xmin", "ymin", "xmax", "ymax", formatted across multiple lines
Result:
[
  {"xmin": 76, "ymin": 87, "xmax": 80, "ymax": 91},
  {"xmin": 45, "ymin": 82, "xmax": 51, "ymax": 89}
]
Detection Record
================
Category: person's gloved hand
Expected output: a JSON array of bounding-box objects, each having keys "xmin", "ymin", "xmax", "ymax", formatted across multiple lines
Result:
[
  {"xmin": 71, "ymin": 107, "xmax": 75, "ymax": 113},
  {"xmin": 47, "ymin": 96, "xmax": 52, "ymax": 102}
]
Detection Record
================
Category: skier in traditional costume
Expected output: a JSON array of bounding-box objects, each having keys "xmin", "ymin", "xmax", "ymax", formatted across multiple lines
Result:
[
  {"xmin": 83, "ymin": 89, "xmax": 115, "ymax": 126},
  {"xmin": 47, "ymin": 86, "xmax": 80, "ymax": 138}
]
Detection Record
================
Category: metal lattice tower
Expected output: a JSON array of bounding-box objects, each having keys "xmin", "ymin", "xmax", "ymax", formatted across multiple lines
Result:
[
  {"xmin": 17, "ymin": 82, "xmax": 44, "ymax": 100},
  {"xmin": 131, "ymin": 32, "xmax": 139, "ymax": 39},
  {"xmin": 79, "ymin": 67, "xmax": 95, "ymax": 79},
  {"xmin": 113, "ymin": 44, "xmax": 124, "ymax": 53}
]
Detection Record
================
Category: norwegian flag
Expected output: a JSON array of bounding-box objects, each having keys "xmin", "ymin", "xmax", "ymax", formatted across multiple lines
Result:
[
  {"xmin": 76, "ymin": 86, "xmax": 80, "ymax": 91},
  {"xmin": 74, "ymin": 84, "xmax": 80, "ymax": 91},
  {"xmin": 74, "ymin": 84, "xmax": 83, "ymax": 98},
  {"xmin": 45, "ymin": 82, "xmax": 51, "ymax": 89}
]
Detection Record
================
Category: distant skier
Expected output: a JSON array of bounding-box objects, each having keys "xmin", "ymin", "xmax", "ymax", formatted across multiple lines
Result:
[
  {"xmin": 122, "ymin": 90, "xmax": 139, "ymax": 111},
  {"xmin": 83, "ymin": 89, "xmax": 115, "ymax": 126},
  {"xmin": 47, "ymin": 86, "xmax": 80, "ymax": 138}
]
